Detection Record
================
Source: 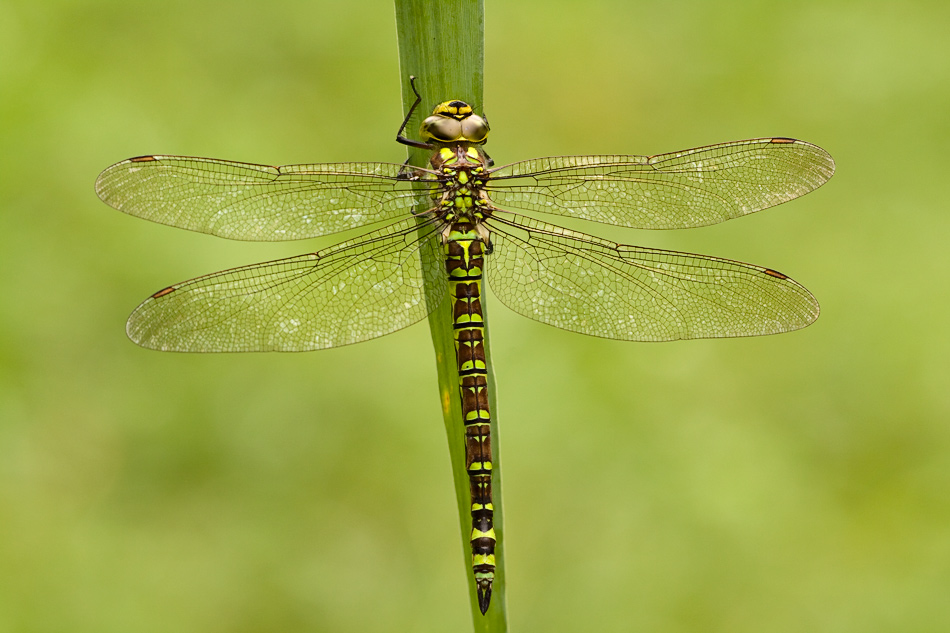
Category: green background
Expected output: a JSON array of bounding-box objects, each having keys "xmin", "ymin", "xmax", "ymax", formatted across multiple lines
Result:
[{"xmin": 2, "ymin": 0, "xmax": 948, "ymax": 631}]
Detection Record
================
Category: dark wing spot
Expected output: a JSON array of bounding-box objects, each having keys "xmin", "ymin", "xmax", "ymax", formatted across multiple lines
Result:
[
  {"xmin": 769, "ymin": 137, "xmax": 797, "ymax": 144},
  {"xmin": 151, "ymin": 286, "xmax": 177, "ymax": 298},
  {"xmin": 763, "ymin": 268, "xmax": 788, "ymax": 279},
  {"xmin": 130, "ymin": 155, "xmax": 159, "ymax": 162}
]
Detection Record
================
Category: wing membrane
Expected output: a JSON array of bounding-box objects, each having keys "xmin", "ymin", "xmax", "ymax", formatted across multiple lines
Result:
[
  {"xmin": 487, "ymin": 138, "xmax": 834, "ymax": 229},
  {"xmin": 127, "ymin": 218, "xmax": 445, "ymax": 351},
  {"xmin": 96, "ymin": 155, "xmax": 436, "ymax": 241},
  {"xmin": 484, "ymin": 213, "xmax": 818, "ymax": 341}
]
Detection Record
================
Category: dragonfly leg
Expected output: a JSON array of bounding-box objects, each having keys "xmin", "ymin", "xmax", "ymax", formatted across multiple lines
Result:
[
  {"xmin": 396, "ymin": 76, "xmax": 435, "ymax": 151},
  {"xmin": 409, "ymin": 206, "xmax": 441, "ymax": 223},
  {"xmin": 396, "ymin": 157, "xmax": 428, "ymax": 181},
  {"xmin": 475, "ymin": 223, "xmax": 494, "ymax": 254},
  {"xmin": 478, "ymin": 112, "xmax": 494, "ymax": 165}
]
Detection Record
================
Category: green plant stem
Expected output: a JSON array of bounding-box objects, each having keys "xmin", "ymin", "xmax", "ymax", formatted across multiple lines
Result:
[{"xmin": 393, "ymin": 1, "xmax": 507, "ymax": 629}]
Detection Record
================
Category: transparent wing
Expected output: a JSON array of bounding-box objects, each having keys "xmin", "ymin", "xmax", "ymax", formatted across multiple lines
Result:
[
  {"xmin": 96, "ymin": 155, "xmax": 437, "ymax": 241},
  {"xmin": 484, "ymin": 213, "xmax": 818, "ymax": 341},
  {"xmin": 127, "ymin": 218, "xmax": 446, "ymax": 351},
  {"xmin": 486, "ymin": 138, "xmax": 834, "ymax": 229}
]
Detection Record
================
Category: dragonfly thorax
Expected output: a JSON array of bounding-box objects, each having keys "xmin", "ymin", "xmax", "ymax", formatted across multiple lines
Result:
[
  {"xmin": 430, "ymin": 145, "xmax": 493, "ymax": 227},
  {"xmin": 421, "ymin": 100, "xmax": 490, "ymax": 144}
]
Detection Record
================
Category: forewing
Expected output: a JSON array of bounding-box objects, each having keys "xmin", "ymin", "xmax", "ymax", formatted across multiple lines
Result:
[
  {"xmin": 485, "ymin": 214, "xmax": 818, "ymax": 341},
  {"xmin": 487, "ymin": 138, "xmax": 834, "ymax": 229},
  {"xmin": 127, "ymin": 219, "xmax": 445, "ymax": 351},
  {"xmin": 96, "ymin": 155, "xmax": 434, "ymax": 241}
]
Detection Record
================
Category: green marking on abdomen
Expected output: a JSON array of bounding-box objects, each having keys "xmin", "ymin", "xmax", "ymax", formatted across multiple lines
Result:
[{"xmin": 446, "ymin": 222, "xmax": 496, "ymax": 615}]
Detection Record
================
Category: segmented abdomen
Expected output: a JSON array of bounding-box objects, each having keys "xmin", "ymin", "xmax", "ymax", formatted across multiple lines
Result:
[{"xmin": 445, "ymin": 220, "xmax": 495, "ymax": 615}]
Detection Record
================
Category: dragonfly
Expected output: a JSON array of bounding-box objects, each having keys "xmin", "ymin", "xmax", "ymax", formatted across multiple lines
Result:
[{"xmin": 96, "ymin": 79, "xmax": 834, "ymax": 614}]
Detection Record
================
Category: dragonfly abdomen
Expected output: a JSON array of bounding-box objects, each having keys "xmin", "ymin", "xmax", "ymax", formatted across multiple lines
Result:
[{"xmin": 445, "ymin": 221, "xmax": 495, "ymax": 615}]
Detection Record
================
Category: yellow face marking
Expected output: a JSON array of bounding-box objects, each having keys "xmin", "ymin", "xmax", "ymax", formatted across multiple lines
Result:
[{"xmin": 433, "ymin": 100, "xmax": 474, "ymax": 117}]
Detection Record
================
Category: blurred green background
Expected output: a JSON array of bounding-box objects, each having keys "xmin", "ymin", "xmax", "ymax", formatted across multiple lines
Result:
[{"xmin": 2, "ymin": 0, "xmax": 948, "ymax": 631}]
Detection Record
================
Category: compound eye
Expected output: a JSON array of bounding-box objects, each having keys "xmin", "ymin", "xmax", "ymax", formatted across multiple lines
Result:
[
  {"xmin": 421, "ymin": 116, "xmax": 462, "ymax": 142},
  {"xmin": 460, "ymin": 115, "xmax": 490, "ymax": 143}
]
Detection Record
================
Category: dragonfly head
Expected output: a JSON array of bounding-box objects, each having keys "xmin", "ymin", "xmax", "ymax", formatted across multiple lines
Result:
[{"xmin": 421, "ymin": 100, "xmax": 490, "ymax": 144}]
